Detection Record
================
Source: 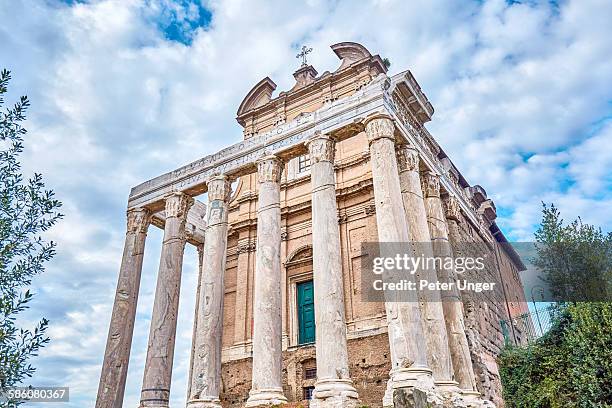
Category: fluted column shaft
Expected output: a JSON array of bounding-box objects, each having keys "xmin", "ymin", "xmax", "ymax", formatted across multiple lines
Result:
[
  {"xmin": 422, "ymin": 173, "xmax": 479, "ymax": 396},
  {"xmin": 246, "ymin": 156, "xmax": 287, "ymax": 407},
  {"xmin": 97, "ymin": 208, "xmax": 151, "ymax": 408},
  {"xmin": 187, "ymin": 176, "xmax": 232, "ymax": 408},
  {"xmin": 365, "ymin": 116, "xmax": 433, "ymax": 407},
  {"xmin": 396, "ymin": 146, "xmax": 457, "ymax": 391},
  {"xmin": 140, "ymin": 192, "xmax": 194, "ymax": 408},
  {"xmin": 306, "ymin": 135, "xmax": 359, "ymax": 407}
]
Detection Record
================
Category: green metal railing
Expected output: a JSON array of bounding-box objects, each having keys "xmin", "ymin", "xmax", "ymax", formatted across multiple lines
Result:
[{"xmin": 500, "ymin": 304, "xmax": 557, "ymax": 346}]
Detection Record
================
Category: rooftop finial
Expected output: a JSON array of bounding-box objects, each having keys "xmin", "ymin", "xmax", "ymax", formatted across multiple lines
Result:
[{"xmin": 296, "ymin": 45, "xmax": 312, "ymax": 67}]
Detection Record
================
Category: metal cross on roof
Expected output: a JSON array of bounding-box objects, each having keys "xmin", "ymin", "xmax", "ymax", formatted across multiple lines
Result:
[{"xmin": 296, "ymin": 45, "xmax": 313, "ymax": 66}]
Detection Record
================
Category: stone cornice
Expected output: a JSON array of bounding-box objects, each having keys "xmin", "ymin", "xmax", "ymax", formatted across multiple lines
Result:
[
  {"xmin": 128, "ymin": 74, "xmax": 390, "ymax": 211},
  {"xmin": 386, "ymin": 78, "xmax": 498, "ymax": 243}
]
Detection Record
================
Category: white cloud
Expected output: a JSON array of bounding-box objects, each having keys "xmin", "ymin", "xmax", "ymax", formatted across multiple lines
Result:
[{"xmin": 1, "ymin": 0, "xmax": 611, "ymax": 406}]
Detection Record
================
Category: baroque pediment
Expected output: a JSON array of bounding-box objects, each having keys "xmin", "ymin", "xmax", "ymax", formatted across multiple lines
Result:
[{"xmin": 236, "ymin": 77, "xmax": 277, "ymax": 118}]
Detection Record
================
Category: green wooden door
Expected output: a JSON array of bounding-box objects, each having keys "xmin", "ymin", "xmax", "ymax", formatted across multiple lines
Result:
[{"xmin": 297, "ymin": 280, "xmax": 315, "ymax": 344}]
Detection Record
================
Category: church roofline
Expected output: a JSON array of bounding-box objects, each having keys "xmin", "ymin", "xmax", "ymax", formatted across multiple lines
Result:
[
  {"xmin": 235, "ymin": 42, "xmax": 387, "ymax": 127},
  {"xmin": 236, "ymin": 76, "xmax": 277, "ymax": 121}
]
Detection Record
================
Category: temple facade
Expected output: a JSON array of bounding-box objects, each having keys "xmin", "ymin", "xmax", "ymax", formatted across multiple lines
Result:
[{"xmin": 96, "ymin": 42, "xmax": 529, "ymax": 408}]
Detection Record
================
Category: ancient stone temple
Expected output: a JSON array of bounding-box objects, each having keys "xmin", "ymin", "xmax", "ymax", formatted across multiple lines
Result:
[{"xmin": 96, "ymin": 42, "xmax": 529, "ymax": 408}]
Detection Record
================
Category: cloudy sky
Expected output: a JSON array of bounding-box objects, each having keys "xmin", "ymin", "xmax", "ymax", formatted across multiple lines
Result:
[{"xmin": 1, "ymin": 0, "xmax": 611, "ymax": 406}]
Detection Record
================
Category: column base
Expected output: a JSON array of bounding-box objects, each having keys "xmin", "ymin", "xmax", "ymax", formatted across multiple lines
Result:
[
  {"xmin": 434, "ymin": 380, "xmax": 462, "ymax": 395},
  {"xmin": 245, "ymin": 388, "xmax": 287, "ymax": 407},
  {"xmin": 460, "ymin": 390, "xmax": 496, "ymax": 408},
  {"xmin": 390, "ymin": 386, "xmax": 446, "ymax": 408},
  {"xmin": 186, "ymin": 397, "xmax": 222, "ymax": 408},
  {"xmin": 383, "ymin": 367, "xmax": 437, "ymax": 407},
  {"xmin": 311, "ymin": 378, "xmax": 359, "ymax": 408}
]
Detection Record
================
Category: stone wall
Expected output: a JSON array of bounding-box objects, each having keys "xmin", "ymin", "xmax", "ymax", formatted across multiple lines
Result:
[
  {"xmin": 220, "ymin": 333, "xmax": 391, "ymax": 408},
  {"xmin": 446, "ymin": 206, "xmax": 530, "ymax": 407}
]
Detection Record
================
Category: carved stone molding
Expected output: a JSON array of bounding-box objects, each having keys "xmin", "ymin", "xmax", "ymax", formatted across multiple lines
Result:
[
  {"xmin": 164, "ymin": 192, "xmax": 194, "ymax": 219},
  {"xmin": 126, "ymin": 208, "xmax": 151, "ymax": 233},
  {"xmin": 364, "ymin": 116, "xmax": 395, "ymax": 144},
  {"xmin": 207, "ymin": 175, "xmax": 232, "ymax": 202},
  {"xmin": 237, "ymin": 238, "xmax": 257, "ymax": 254},
  {"xmin": 364, "ymin": 203, "xmax": 376, "ymax": 215},
  {"xmin": 257, "ymin": 155, "xmax": 283, "ymax": 184},
  {"xmin": 306, "ymin": 134, "xmax": 335, "ymax": 164},
  {"xmin": 443, "ymin": 195, "xmax": 461, "ymax": 222},
  {"xmin": 421, "ymin": 172, "xmax": 440, "ymax": 198},
  {"xmin": 396, "ymin": 145, "xmax": 419, "ymax": 172}
]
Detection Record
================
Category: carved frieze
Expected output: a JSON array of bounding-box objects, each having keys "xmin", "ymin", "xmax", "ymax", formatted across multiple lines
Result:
[
  {"xmin": 421, "ymin": 172, "xmax": 440, "ymax": 198},
  {"xmin": 207, "ymin": 175, "xmax": 232, "ymax": 202},
  {"xmin": 306, "ymin": 134, "xmax": 336, "ymax": 164},
  {"xmin": 396, "ymin": 145, "xmax": 419, "ymax": 172},
  {"xmin": 126, "ymin": 208, "xmax": 151, "ymax": 233},
  {"xmin": 257, "ymin": 155, "xmax": 283, "ymax": 184},
  {"xmin": 365, "ymin": 116, "xmax": 395, "ymax": 143}
]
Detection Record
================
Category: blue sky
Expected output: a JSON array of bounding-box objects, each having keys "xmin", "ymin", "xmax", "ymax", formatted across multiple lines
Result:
[{"xmin": 0, "ymin": 0, "xmax": 611, "ymax": 407}]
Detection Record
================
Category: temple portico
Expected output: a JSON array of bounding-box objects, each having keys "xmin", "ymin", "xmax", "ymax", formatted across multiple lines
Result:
[{"xmin": 96, "ymin": 42, "xmax": 526, "ymax": 408}]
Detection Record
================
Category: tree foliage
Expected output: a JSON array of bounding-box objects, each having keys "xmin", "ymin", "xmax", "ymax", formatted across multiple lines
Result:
[
  {"xmin": 533, "ymin": 203, "xmax": 612, "ymax": 301},
  {"xmin": 0, "ymin": 69, "xmax": 62, "ymax": 406},
  {"xmin": 499, "ymin": 205, "xmax": 612, "ymax": 407}
]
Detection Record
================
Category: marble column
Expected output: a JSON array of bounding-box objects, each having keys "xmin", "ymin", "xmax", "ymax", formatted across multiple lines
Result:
[
  {"xmin": 140, "ymin": 192, "xmax": 194, "ymax": 408},
  {"xmin": 365, "ymin": 116, "xmax": 433, "ymax": 407},
  {"xmin": 187, "ymin": 176, "xmax": 232, "ymax": 408},
  {"xmin": 246, "ymin": 156, "xmax": 288, "ymax": 407},
  {"xmin": 422, "ymin": 173, "xmax": 480, "ymax": 399},
  {"xmin": 306, "ymin": 135, "xmax": 359, "ymax": 407},
  {"xmin": 396, "ymin": 145, "xmax": 458, "ymax": 392},
  {"xmin": 443, "ymin": 195, "xmax": 493, "ymax": 403},
  {"xmin": 97, "ymin": 208, "xmax": 151, "ymax": 408},
  {"xmin": 187, "ymin": 244, "xmax": 205, "ymax": 402}
]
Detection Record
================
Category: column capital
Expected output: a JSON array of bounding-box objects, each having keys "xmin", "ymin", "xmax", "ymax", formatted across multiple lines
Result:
[
  {"xmin": 126, "ymin": 208, "xmax": 151, "ymax": 233},
  {"xmin": 257, "ymin": 155, "xmax": 283, "ymax": 184},
  {"xmin": 443, "ymin": 195, "xmax": 462, "ymax": 222},
  {"xmin": 421, "ymin": 171, "xmax": 440, "ymax": 198},
  {"xmin": 207, "ymin": 175, "xmax": 232, "ymax": 202},
  {"xmin": 364, "ymin": 114, "xmax": 395, "ymax": 144},
  {"xmin": 305, "ymin": 133, "xmax": 336, "ymax": 164},
  {"xmin": 164, "ymin": 192, "xmax": 194, "ymax": 218},
  {"xmin": 396, "ymin": 144, "xmax": 420, "ymax": 173}
]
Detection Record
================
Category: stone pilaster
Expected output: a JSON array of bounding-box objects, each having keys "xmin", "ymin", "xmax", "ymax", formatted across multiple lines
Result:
[
  {"xmin": 365, "ymin": 116, "xmax": 434, "ymax": 407},
  {"xmin": 306, "ymin": 135, "xmax": 359, "ymax": 408},
  {"xmin": 187, "ymin": 176, "xmax": 232, "ymax": 408},
  {"xmin": 234, "ymin": 236, "xmax": 254, "ymax": 345},
  {"xmin": 422, "ymin": 173, "xmax": 481, "ymax": 402},
  {"xmin": 396, "ymin": 146, "xmax": 457, "ymax": 392},
  {"xmin": 96, "ymin": 208, "xmax": 151, "ymax": 408},
  {"xmin": 140, "ymin": 192, "xmax": 193, "ymax": 408},
  {"xmin": 246, "ymin": 156, "xmax": 288, "ymax": 407}
]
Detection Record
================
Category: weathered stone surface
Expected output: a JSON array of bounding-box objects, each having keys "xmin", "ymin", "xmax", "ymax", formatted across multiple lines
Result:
[
  {"xmin": 365, "ymin": 116, "xmax": 434, "ymax": 407},
  {"xmin": 422, "ymin": 175, "xmax": 479, "ymax": 399},
  {"xmin": 246, "ymin": 156, "xmax": 288, "ymax": 407},
  {"xmin": 187, "ymin": 176, "xmax": 232, "ymax": 408},
  {"xmin": 220, "ymin": 334, "xmax": 392, "ymax": 408},
  {"xmin": 139, "ymin": 192, "xmax": 193, "ymax": 408},
  {"xmin": 396, "ymin": 145, "xmax": 456, "ymax": 393},
  {"xmin": 306, "ymin": 134, "xmax": 359, "ymax": 408},
  {"xmin": 96, "ymin": 208, "xmax": 151, "ymax": 408}
]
